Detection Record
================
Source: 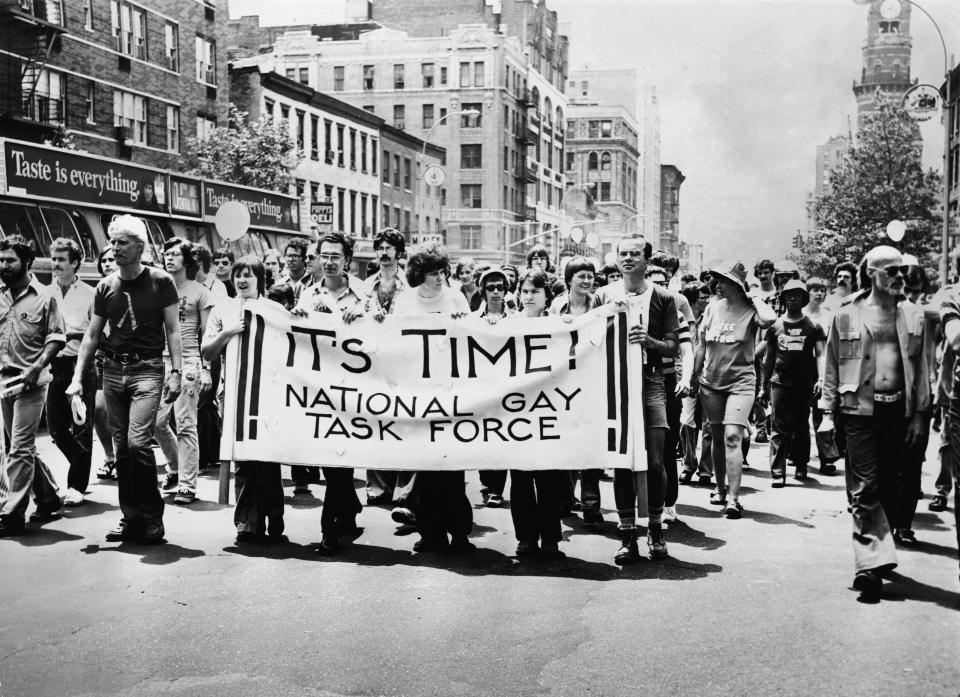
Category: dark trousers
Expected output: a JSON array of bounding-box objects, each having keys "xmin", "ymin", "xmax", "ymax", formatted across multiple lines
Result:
[
  {"xmin": 416, "ymin": 471, "xmax": 472, "ymax": 542},
  {"xmin": 580, "ymin": 469, "xmax": 603, "ymax": 514},
  {"xmin": 197, "ymin": 356, "xmax": 221, "ymax": 469},
  {"xmin": 320, "ymin": 466, "xmax": 362, "ymax": 537},
  {"xmin": 46, "ymin": 356, "xmax": 96, "ymax": 492},
  {"xmin": 479, "ymin": 470, "xmax": 507, "ymax": 497},
  {"xmin": 234, "ymin": 461, "xmax": 284, "ymax": 536},
  {"xmin": 509, "ymin": 470, "xmax": 562, "ymax": 544},
  {"xmin": 843, "ymin": 403, "xmax": 905, "ymax": 572},
  {"xmin": 664, "ymin": 372, "xmax": 681, "ymax": 506},
  {"xmin": 896, "ymin": 414, "xmax": 930, "ymax": 530},
  {"xmin": 947, "ymin": 397, "xmax": 960, "ymax": 568},
  {"xmin": 292, "ymin": 465, "xmax": 322, "ymax": 486},
  {"xmin": 769, "ymin": 383, "xmax": 812, "ymax": 476}
]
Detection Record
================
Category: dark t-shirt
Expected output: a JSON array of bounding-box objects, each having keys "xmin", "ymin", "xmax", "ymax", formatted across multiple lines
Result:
[
  {"xmin": 593, "ymin": 281, "xmax": 680, "ymax": 369},
  {"xmin": 764, "ymin": 315, "xmax": 825, "ymax": 388},
  {"xmin": 94, "ymin": 267, "xmax": 179, "ymax": 355}
]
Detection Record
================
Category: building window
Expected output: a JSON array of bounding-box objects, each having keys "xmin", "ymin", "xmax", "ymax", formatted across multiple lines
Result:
[
  {"xmin": 310, "ymin": 182, "xmax": 320, "ymax": 202},
  {"xmin": 601, "ymin": 152, "xmax": 612, "ymax": 170},
  {"xmin": 422, "ymin": 62, "xmax": 434, "ymax": 88},
  {"xmin": 459, "ymin": 62, "xmax": 470, "ymax": 88},
  {"xmin": 164, "ymin": 23, "xmax": 178, "ymax": 71},
  {"xmin": 461, "ymin": 144, "xmax": 482, "ymax": 169},
  {"xmin": 166, "ymin": 105, "xmax": 179, "ymax": 151},
  {"xmin": 113, "ymin": 89, "xmax": 146, "ymax": 144},
  {"xmin": 565, "ymin": 152, "xmax": 574, "ymax": 171},
  {"xmin": 111, "ymin": 1, "xmax": 146, "ymax": 59},
  {"xmin": 393, "ymin": 64, "xmax": 405, "ymax": 89},
  {"xmin": 360, "ymin": 133, "xmax": 368, "ymax": 172},
  {"xmin": 285, "ymin": 68, "xmax": 295, "ymax": 80},
  {"xmin": 263, "ymin": 98, "xmax": 274, "ymax": 117},
  {"xmin": 85, "ymin": 80, "xmax": 96, "ymax": 124},
  {"xmin": 440, "ymin": 66, "xmax": 448, "ymax": 85},
  {"xmin": 336, "ymin": 124, "xmax": 345, "ymax": 166},
  {"xmin": 404, "ymin": 210, "xmax": 411, "ymax": 234},
  {"xmin": 295, "ymin": 110, "xmax": 304, "ymax": 149},
  {"xmin": 195, "ymin": 115, "xmax": 215, "ymax": 141},
  {"xmin": 299, "ymin": 67, "xmax": 309, "ymax": 85},
  {"xmin": 195, "ymin": 35, "xmax": 216, "ymax": 85},
  {"xmin": 310, "ymin": 115, "xmax": 319, "ymax": 160},
  {"xmin": 461, "ymin": 225, "xmax": 482, "ymax": 248},
  {"xmin": 363, "ymin": 105, "xmax": 375, "ymax": 113},
  {"xmin": 371, "ymin": 139, "xmax": 378, "ymax": 174},
  {"xmin": 360, "ymin": 193, "xmax": 368, "ymax": 235},
  {"xmin": 461, "ymin": 185, "xmax": 482, "ymax": 209},
  {"xmin": 349, "ymin": 128, "xmax": 357, "ymax": 169},
  {"xmin": 601, "ymin": 120, "xmax": 612, "ymax": 138},
  {"xmin": 439, "ymin": 107, "xmax": 447, "ymax": 124},
  {"xmin": 422, "ymin": 104, "xmax": 434, "ymax": 129},
  {"xmin": 25, "ymin": 68, "xmax": 64, "ymax": 124},
  {"xmin": 461, "ymin": 104, "xmax": 481, "ymax": 128},
  {"xmin": 323, "ymin": 120, "xmax": 332, "ymax": 161},
  {"xmin": 588, "ymin": 152, "xmax": 598, "ymax": 170},
  {"xmin": 393, "ymin": 154, "xmax": 401, "ymax": 187},
  {"xmin": 403, "ymin": 158, "xmax": 412, "ymax": 189},
  {"xmin": 280, "ymin": 103, "xmax": 289, "ymax": 122},
  {"xmin": 382, "ymin": 149, "xmax": 390, "ymax": 183},
  {"xmin": 349, "ymin": 191, "xmax": 357, "ymax": 233},
  {"xmin": 393, "ymin": 104, "xmax": 405, "ymax": 130},
  {"xmin": 334, "ymin": 66, "xmax": 344, "ymax": 91},
  {"xmin": 383, "ymin": 204, "xmax": 390, "ymax": 226},
  {"xmin": 83, "ymin": 0, "xmax": 93, "ymax": 30},
  {"xmin": 473, "ymin": 61, "xmax": 484, "ymax": 87},
  {"xmin": 600, "ymin": 182, "xmax": 611, "ymax": 201},
  {"xmin": 337, "ymin": 189, "xmax": 345, "ymax": 230},
  {"xmin": 363, "ymin": 65, "xmax": 374, "ymax": 90}
]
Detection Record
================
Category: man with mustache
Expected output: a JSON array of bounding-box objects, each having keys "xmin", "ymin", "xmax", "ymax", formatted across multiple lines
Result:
[
  {"xmin": 818, "ymin": 246, "xmax": 929, "ymax": 602},
  {"xmin": 823, "ymin": 261, "xmax": 858, "ymax": 314}
]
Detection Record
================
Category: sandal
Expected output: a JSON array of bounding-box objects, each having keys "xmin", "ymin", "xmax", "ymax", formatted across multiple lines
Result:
[
  {"xmin": 724, "ymin": 501, "xmax": 743, "ymax": 519},
  {"xmin": 96, "ymin": 460, "xmax": 116, "ymax": 480},
  {"xmin": 709, "ymin": 488, "xmax": 727, "ymax": 506}
]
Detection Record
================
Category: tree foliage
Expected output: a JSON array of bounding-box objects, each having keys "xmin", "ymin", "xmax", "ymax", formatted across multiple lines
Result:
[
  {"xmin": 181, "ymin": 105, "xmax": 302, "ymax": 192},
  {"xmin": 792, "ymin": 98, "xmax": 942, "ymax": 281}
]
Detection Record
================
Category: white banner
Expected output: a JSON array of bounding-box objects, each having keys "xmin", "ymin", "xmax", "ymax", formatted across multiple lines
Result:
[{"xmin": 220, "ymin": 300, "xmax": 643, "ymax": 471}]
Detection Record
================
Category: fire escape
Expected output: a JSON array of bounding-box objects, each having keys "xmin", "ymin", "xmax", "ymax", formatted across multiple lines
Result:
[{"xmin": 0, "ymin": 0, "xmax": 67, "ymax": 143}]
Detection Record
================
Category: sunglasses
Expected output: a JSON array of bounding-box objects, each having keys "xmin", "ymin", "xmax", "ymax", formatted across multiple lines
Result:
[
  {"xmin": 871, "ymin": 265, "xmax": 908, "ymax": 277},
  {"xmin": 484, "ymin": 283, "xmax": 505, "ymax": 292}
]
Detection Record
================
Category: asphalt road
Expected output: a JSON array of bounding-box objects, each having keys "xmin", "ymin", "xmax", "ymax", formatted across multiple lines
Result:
[{"xmin": 1, "ymin": 433, "xmax": 958, "ymax": 697}]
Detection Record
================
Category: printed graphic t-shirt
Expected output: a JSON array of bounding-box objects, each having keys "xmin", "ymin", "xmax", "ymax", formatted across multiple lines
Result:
[
  {"xmin": 765, "ymin": 316, "xmax": 825, "ymax": 388},
  {"xmin": 699, "ymin": 299, "xmax": 759, "ymax": 394},
  {"xmin": 94, "ymin": 267, "xmax": 179, "ymax": 355}
]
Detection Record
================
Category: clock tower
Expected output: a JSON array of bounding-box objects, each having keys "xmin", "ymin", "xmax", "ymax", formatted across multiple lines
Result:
[{"xmin": 852, "ymin": 0, "xmax": 917, "ymax": 129}]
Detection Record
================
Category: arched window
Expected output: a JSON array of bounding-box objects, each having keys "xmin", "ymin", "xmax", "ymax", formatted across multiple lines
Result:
[
  {"xmin": 600, "ymin": 152, "xmax": 612, "ymax": 171},
  {"xmin": 874, "ymin": 60, "xmax": 883, "ymax": 76},
  {"xmin": 588, "ymin": 152, "xmax": 598, "ymax": 170},
  {"xmin": 530, "ymin": 86, "xmax": 540, "ymax": 113},
  {"xmin": 555, "ymin": 107, "xmax": 564, "ymax": 131},
  {"xmin": 891, "ymin": 61, "xmax": 902, "ymax": 78},
  {"xmin": 543, "ymin": 97, "xmax": 552, "ymax": 126}
]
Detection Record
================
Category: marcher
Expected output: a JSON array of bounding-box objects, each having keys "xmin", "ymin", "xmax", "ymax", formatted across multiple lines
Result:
[
  {"xmin": 819, "ymin": 246, "xmax": 929, "ymax": 602},
  {"xmin": 762, "ymin": 279, "xmax": 825, "ymax": 487},
  {"xmin": 212, "ymin": 248, "xmax": 236, "ymax": 298},
  {"xmin": 454, "ymin": 257, "xmax": 481, "ymax": 312},
  {"xmin": 202, "ymin": 257, "xmax": 286, "ymax": 543},
  {"xmin": 695, "ymin": 262, "xmax": 777, "ymax": 518},
  {"xmin": 595, "ymin": 235, "xmax": 680, "ymax": 563},
  {"xmin": 509, "ymin": 268, "xmax": 565, "ymax": 558},
  {"xmin": 45, "ymin": 238, "xmax": 96, "ymax": 506},
  {"xmin": 822, "ymin": 261, "xmax": 858, "ymax": 314},
  {"xmin": 262, "ymin": 249, "xmax": 283, "ymax": 291},
  {"xmin": 93, "ymin": 246, "xmax": 117, "ymax": 480},
  {"xmin": 679, "ymin": 281, "xmax": 714, "ymax": 487},
  {"xmin": 67, "ymin": 214, "xmax": 183, "ymax": 545},
  {"xmin": 0, "ymin": 236, "xmax": 66, "ymax": 536},
  {"xmin": 156, "ymin": 238, "xmax": 213, "ymax": 505},
  {"xmin": 279, "ymin": 239, "xmax": 311, "ymax": 301}
]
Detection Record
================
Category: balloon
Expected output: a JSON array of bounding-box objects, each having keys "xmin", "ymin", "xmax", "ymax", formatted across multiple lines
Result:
[
  {"xmin": 585, "ymin": 231, "xmax": 599, "ymax": 248},
  {"xmin": 571, "ymin": 226, "xmax": 584, "ymax": 244},
  {"xmin": 215, "ymin": 201, "xmax": 250, "ymax": 242},
  {"xmin": 886, "ymin": 220, "xmax": 906, "ymax": 243}
]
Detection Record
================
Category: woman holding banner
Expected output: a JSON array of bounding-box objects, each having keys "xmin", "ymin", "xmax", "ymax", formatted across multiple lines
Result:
[
  {"xmin": 509, "ymin": 268, "xmax": 566, "ymax": 558},
  {"xmin": 201, "ymin": 256, "xmax": 286, "ymax": 543}
]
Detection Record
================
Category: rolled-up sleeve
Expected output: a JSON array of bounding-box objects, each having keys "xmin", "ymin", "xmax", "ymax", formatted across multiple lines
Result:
[{"xmin": 43, "ymin": 293, "xmax": 66, "ymax": 346}]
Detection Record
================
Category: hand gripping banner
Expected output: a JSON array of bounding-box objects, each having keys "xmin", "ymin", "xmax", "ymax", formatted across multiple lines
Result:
[{"xmin": 220, "ymin": 300, "xmax": 644, "ymax": 471}]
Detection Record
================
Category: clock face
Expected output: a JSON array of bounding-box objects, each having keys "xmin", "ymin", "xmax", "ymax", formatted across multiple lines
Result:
[{"xmin": 880, "ymin": 0, "xmax": 902, "ymax": 20}]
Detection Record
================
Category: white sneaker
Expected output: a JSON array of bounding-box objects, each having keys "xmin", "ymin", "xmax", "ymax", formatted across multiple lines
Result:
[
  {"xmin": 663, "ymin": 506, "xmax": 678, "ymax": 523},
  {"xmin": 63, "ymin": 488, "xmax": 85, "ymax": 506}
]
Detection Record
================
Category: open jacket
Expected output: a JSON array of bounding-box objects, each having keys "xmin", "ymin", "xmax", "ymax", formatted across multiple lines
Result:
[{"xmin": 819, "ymin": 289, "xmax": 929, "ymax": 417}]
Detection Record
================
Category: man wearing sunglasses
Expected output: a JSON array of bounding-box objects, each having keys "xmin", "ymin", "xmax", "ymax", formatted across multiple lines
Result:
[{"xmin": 818, "ymin": 245, "xmax": 929, "ymax": 602}]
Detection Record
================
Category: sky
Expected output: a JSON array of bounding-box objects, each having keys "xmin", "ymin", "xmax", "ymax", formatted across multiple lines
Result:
[{"xmin": 228, "ymin": 0, "xmax": 958, "ymax": 264}]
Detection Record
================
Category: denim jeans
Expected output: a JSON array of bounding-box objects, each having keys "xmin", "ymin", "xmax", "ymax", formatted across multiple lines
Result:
[
  {"xmin": 0, "ymin": 384, "xmax": 60, "ymax": 523},
  {"xmin": 102, "ymin": 357, "xmax": 165, "ymax": 527},
  {"xmin": 46, "ymin": 356, "xmax": 96, "ymax": 492},
  {"xmin": 156, "ymin": 359, "xmax": 201, "ymax": 493}
]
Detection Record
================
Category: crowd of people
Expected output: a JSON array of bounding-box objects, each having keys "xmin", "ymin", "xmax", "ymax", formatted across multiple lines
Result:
[{"xmin": 0, "ymin": 214, "xmax": 957, "ymax": 603}]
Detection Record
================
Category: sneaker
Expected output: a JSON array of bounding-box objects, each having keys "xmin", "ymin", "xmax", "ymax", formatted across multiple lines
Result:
[
  {"xmin": 663, "ymin": 506, "xmax": 678, "ymax": 524},
  {"xmin": 391, "ymin": 507, "xmax": 416, "ymax": 526},
  {"xmin": 647, "ymin": 523, "xmax": 668, "ymax": 559},
  {"xmin": 614, "ymin": 528, "xmax": 640, "ymax": 565},
  {"xmin": 928, "ymin": 495, "xmax": 948, "ymax": 512},
  {"xmin": 63, "ymin": 488, "xmax": 85, "ymax": 506},
  {"xmin": 161, "ymin": 473, "xmax": 178, "ymax": 491},
  {"xmin": 174, "ymin": 488, "xmax": 196, "ymax": 505},
  {"xmin": 486, "ymin": 493, "xmax": 504, "ymax": 507},
  {"xmin": 724, "ymin": 501, "xmax": 744, "ymax": 519}
]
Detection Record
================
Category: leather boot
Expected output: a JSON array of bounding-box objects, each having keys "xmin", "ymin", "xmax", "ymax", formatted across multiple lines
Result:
[{"xmin": 614, "ymin": 527, "xmax": 640, "ymax": 565}]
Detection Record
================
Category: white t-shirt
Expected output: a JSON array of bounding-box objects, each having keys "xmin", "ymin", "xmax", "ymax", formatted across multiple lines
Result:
[{"xmin": 392, "ymin": 286, "xmax": 470, "ymax": 317}]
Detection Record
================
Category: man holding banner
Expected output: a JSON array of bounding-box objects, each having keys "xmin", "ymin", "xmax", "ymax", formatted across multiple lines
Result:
[{"xmin": 595, "ymin": 235, "xmax": 679, "ymax": 564}]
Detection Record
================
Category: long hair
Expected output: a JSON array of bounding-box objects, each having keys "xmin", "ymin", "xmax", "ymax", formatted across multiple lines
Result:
[
  {"xmin": 163, "ymin": 237, "xmax": 199, "ymax": 280},
  {"xmin": 406, "ymin": 244, "xmax": 450, "ymax": 288}
]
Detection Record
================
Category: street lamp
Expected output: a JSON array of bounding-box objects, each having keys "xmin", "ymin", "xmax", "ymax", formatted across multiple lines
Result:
[{"xmin": 417, "ymin": 108, "xmax": 481, "ymax": 244}]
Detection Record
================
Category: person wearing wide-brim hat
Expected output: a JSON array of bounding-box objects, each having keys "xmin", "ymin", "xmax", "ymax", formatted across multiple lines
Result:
[
  {"xmin": 761, "ymin": 278, "xmax": 827, "ymax": 488},
  {"xmin": 693, "ymin": 262, "xmax": 778, "ymax": 518}
]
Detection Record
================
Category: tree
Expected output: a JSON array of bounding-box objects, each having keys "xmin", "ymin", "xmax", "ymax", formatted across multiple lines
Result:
[
  {"xmin": 793, "ymin": 98, "xmax": 942, "ymax": 281},
  {"xmin": 181, "ymin": 105, "xmax": 302, "ymax": 192}
]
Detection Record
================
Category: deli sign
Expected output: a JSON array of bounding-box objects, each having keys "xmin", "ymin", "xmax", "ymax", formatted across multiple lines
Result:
[
  {"xmin": 204, "ymin": 181, "xmax": 299, "ymax": 233},
  {"xmin": 2, "ymin": 139, "xmax": 169, "ymax": 212}
]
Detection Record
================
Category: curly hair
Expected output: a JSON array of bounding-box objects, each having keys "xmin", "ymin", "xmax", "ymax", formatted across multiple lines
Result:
[
  {"xmin": 163, "ymin": 236, "xmax": 199, "ymax": 280},
  {"xmin": 406, "ymin": 244, "xmax": 450, "ymax": 288},
  {"xmin": 0, "ymin": 235, "xmax": 35, "ymax": 268},
  {"xmin": 374, "ymin": 227, "xmax": 406, "ymax": 258}
]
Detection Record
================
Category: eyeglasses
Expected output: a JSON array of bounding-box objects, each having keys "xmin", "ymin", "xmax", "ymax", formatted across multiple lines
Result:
[
  {"xmin": 285, "ymin": 254, "xmax": 303, "ymax": 260},
  {"xmin": 618, "ymin": 250, "xmax": 645, "ymax": 258},
  {"xmin": 484, "ymin": 283, "xmax": 505, "ymax": 292},
  {"xmin": 870, "ymin": 265, "xmax": 908, "ymax": 277},
  {"xmin": 215, "ymin": 259, "xmax": 232, "ymax": 266}
]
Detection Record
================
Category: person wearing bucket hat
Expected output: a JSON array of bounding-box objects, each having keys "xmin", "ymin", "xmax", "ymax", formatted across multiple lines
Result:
[
  {"xmin": 694, "ymin": 261, "xmax": 777, "ymax": 519},
  {"xmin": 761, "ymin": 279, "xmax": 826, "ymax": 487}
]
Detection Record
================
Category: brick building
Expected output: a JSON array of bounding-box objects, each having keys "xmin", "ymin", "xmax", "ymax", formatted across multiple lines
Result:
[
  {"xmin": 379, "ymin": 122, "xmax": 445, "ymax": 249},
  {"xmin": 852, "ymin": 0, "xmax": 916, "ymax": 129},
  {"xmin": 658, "ymin": 164, "xmax": 684, "ymax": 257},
  {"xmin": 1, "ymin": 0, "xmax": 229, "ymax": 169}
]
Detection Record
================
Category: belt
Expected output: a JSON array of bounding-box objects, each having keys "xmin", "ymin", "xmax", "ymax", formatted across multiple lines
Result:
[
  {"xmin": 99, "ymin": 349, "xmax": 163, "ymax": 365},
  {"xmin": 874, "ymin": 390, "xmax": 905, "ymax": 404},
  {"xmin": 643, "ymin": 364, "xmax": 662, "ymax": 375}
]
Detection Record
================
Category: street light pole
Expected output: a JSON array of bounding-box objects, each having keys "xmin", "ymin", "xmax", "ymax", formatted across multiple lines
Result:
[{"xmin": 417, "ymin": 108, "xmax": 480, "ymax": 245}]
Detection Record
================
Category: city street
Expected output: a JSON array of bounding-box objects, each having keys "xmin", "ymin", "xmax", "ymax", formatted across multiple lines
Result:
[{"xmin": 1, "ymin": 433, "xmax": 957, "ymax": 697}]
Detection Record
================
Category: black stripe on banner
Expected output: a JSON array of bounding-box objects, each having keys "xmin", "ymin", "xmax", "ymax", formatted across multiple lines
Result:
[
  {"xmin": 235, "ymin": 310, "xmax": 252, "ymax": 443},
  {"xmin": 568, "ymin": 330, "xmax": 579, "ymax": 369},
  {"xmin": 608, "ymin": 427, "xmax": 616, "ymax": 452},
  {"xmin": 248, "ymin": 314, "xmax": 265, "ymax": 440},
  {"xmin": 606, "ymin": 315, "xmax": 616, "ymax": 421},
  {"xmin": 617, "ymin": 311, "xmax": 629, "ymax": 455}
]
